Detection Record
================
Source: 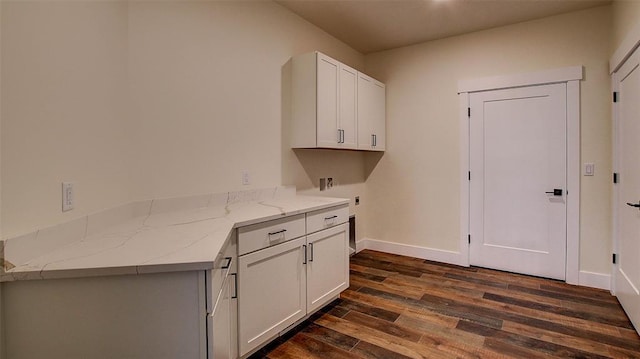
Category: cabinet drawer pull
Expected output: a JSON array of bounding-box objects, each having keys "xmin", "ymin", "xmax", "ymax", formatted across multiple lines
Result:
[
  {"xmin": 324, "ymin": 215, "xmax": 338, "ymax": 220},
  {"xmin": 310, "ymin": 243, "xmax": 314, "ymax": 262},
  {"xmin": 231, "ymin": 273, "xmax": 238, "ymax": 299},
  {"xmin": 303, "ymin": 245, "xmax": 307, "ymax": 264},
  {"xmin": 268, "ymin": 229, "xmax": 287, "ymax": 237},
  {"xmin": 221, "ymin": 257, "xmax": 232, "ymax": 269}
]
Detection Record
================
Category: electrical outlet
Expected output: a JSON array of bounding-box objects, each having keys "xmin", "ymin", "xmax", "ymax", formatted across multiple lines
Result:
[
  {"xmin": 242, "ymin": 171, "xmax": 250, "ymax": 185},
  {"xmin": 584, "ymin": 163, "xmax": 595, "ymax": 176},
  {"xmin": 327, "ymin": 178, "xmax": 333, "ymax": 189},
  {"xmin": 62, "ymin": 182, "xmax": 74, "ymax": 212},
  {"xmin": 320, "ymin": 178, "xmax": 326, "ymax": 191}
]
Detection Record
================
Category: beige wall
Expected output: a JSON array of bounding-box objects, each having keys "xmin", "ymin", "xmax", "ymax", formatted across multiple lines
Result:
[
  {"xmin": 364, "ymin": 6, "xmax": 613, "ymax": 274},
  {"xmin": 1, "ymin": 1, "xmax": 630, "ymax": 276},
  {"xmin": 0, "ymin": 1, "xmax": 3, "ymax": 355},
  {"xmin": 612, "ymin": 0, "xmax": 640, "ymax": 51},
  {"xmin": 1, "ymin": 2, "xmax": 131, "ymax": 239},
  {"xmin": 1, "ymin": 1, "xmax": 367, "ymax": 240}
]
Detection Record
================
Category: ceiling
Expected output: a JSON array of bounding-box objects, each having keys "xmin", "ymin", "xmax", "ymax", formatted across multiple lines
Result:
[{"xmin": 276, "ymin": 0, "xmax": 611, "ymax": 54}]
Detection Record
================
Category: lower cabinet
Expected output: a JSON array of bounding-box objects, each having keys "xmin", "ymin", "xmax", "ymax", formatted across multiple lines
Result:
[
  {"xmin": 2, "ymin": 236, "xmax": 241, "ymax": 359},
  {"xmin": 1, "ymin": 206, "xmax": 348, "ymax": 359},
  {"xmin": 2, "ymin": 271, "xmax": 209, "ymax": 359},
  {"xmin": 237, "ymin": 218, "xmax": 349, "ymax": 357}
]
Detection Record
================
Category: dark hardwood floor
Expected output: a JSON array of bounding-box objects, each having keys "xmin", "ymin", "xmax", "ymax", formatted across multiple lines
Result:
[{"xmin": 250, "ymin": 250, "xmax": 640, "ymax": 358}]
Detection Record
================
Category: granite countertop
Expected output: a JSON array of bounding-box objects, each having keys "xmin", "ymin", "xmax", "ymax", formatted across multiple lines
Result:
[{"xmin": 0, "ymin": 187, "xmax": 349, "ymax": 282}]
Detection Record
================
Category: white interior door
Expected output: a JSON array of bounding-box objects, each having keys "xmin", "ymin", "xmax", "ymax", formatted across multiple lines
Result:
[
  {"xmin": 614, "ymin": 46, "xmax": 640, "ymax": 332},
  {"xmin": 470, "ymin": 83, "xmax": 567, "ymax": 280}
]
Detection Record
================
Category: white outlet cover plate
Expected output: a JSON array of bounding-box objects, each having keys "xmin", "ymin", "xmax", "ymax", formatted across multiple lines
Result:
[
  {"xmin": 62, "ymin": 182, "xmax": 74, "ymax": 212},
  {"xmin": 584, "ymin": 163, "xmax": 595, "ymax": 176}
]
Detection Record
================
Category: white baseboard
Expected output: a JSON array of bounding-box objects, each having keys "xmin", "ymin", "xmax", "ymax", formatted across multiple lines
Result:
[
  {"xmin": 355, "ymin": 238, "xmax": 611, "ymax": 291},
  {"xmin": 578, "ymin": 270, "xmax": 611, "ymax": 291},
  {"xmin": 355, "ymin": 238, "xmax": 469, "ymax": 267},
  {"xmin": 356, "ymin": 239, "xmax": 613, "ymax": 291}
]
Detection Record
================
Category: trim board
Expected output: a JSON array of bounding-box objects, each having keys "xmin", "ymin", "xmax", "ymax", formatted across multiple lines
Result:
[
  {"xmin": 356, "ymin": 238, "xmax": 610, "ymax": 291},
  {"xmin": 356, "ymin": 238, "xmax": 468, "ymax": 267}
]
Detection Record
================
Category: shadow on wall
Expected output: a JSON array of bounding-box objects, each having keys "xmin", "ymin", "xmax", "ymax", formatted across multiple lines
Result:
[
  {"xmin": 364, "ymin": 151, "xmax": 384, "ymax": 180},
  {"xmin": 279, "ymin": 58, "xmax": 384, "ymax": 191}
]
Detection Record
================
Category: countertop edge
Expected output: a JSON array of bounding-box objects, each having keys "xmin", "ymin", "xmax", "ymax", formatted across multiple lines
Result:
[{"xmin": 2, "ymin": 196, "xmax": 350, "ymax": 282}]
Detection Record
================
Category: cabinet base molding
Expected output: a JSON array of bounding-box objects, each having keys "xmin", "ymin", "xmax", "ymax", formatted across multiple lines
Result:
[
  {"xmin": 356, "ymin": 238, "xmax": 469, "ymax": 267},
  {"xmin": 239, "ymin": 294, "xmax": 340, "ymax": 359}
]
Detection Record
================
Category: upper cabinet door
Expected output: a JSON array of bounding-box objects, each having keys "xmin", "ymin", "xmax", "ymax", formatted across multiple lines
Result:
[
  {"xmin": 316, "ymin": 53, "xmax": 340, "ymax": 148},
  {"xmin": 339, "ymin": 64, "xmax": 358, "ymax": 149},
  {"xmin": 357, "ymin": 73, "xmax": 386, "ymax": 151}
]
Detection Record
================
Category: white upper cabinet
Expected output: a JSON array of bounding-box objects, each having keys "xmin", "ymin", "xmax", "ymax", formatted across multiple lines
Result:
[
  {"xmin": 357, "ymin": 73, "xmax": 386, "ymax": 151},
  {"xmin": 291, "ymin": 51, "xmax": 384, "ymax": 151}
]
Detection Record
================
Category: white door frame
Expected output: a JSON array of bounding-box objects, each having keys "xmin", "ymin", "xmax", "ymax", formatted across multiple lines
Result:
[
  {"xmin": 458, "ymin": 66, "xmax": 583, "ymax": 285},
  {"xmin": 610, "ymin": 21, "xmax": 640, "ymax": 295}
]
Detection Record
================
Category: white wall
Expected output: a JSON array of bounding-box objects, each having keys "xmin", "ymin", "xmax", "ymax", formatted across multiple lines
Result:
[
  {"xmin": 363, "ymin": 6, "xmax": 613, "ymax": 275},
  {"xmin": 1, "ymin": 1, "xmax": 368, "ymax": 240}
]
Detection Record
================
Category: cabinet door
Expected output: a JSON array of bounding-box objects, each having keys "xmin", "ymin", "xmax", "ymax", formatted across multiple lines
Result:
[
  {"xmin": 357, "ymin": 73, "xmax": 386, "ymax": 151},
  {"xmin": 210, "ymin": 275, "xmax": 232, "ymax": 359},
  {"xmin": 208, "ymin": 238, "xmax": 237, "ymax": 359},
  {"xmin": 306, "ymin": 223, "xmax": 349, "ymax": 313},
  {"xmin": 316, "ymin": 53, "xmax": 340, "ymax": 148},
  {"xmin": 237, "ymin": 237, "xmax": 307, "ymax": 357},
  {"xmin": 339, "ymin": 64, "xmax": 358, "ymax": 149}
]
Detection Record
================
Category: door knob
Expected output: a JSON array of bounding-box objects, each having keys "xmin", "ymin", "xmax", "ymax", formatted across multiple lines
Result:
[
  {"xmin": 626, "ymin": 202, "xmax": 640, "ymax": 208},
  {"xmin": 545, "ymin": 189, "xmax": 563, "ymax": 196}
]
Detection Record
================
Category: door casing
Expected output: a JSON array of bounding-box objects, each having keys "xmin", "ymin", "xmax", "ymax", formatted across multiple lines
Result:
[{"xmin": 458, "ymin": 66, "xmax": 582, "ymax": 285}]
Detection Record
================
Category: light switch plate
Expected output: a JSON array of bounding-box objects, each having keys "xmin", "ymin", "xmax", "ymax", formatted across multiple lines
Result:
[{"xmin": 584, "ymin": 163, "xmax": 595, "ymax": 176}]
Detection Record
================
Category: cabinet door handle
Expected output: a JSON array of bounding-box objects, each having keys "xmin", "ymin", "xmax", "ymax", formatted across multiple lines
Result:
[
  {"xmin": 268, "ymin": 229, "xmax": 287, "ymax": 237},
  {"xmin": 324, "ymin": 215, "xmax": 338, "ymax": 220},
  {"xmin": 231, "ymin": 273, "xmax": 238, "ymax": 299},
  {"xmin": 627, "ymin": 202, "xmax": 640, "ymax": 208},
  {"xmin": 372, "ymin": 134, "xmax": 375, "ymax": 146},
  {"xmin": 374, "ymin": 134, "xmax": 377, "ymax": 146},
  {"xmin": 303, "ymin": 245, "xmax": 307, "ymax": 264},
  {"xmin": 309, "ymin": 243, "xmax": 314, "ymax": 262},
  {"xmin": 221, "ymin": 257, "xmax": 232, "ymax": 269}
]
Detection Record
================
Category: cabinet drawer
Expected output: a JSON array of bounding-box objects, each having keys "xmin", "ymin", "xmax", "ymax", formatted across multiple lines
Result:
[
  {"xmin": 238, "ymin": 214, "xmax": 306, "ymax": 256},
  {"xmin": 306, "ymin": 205, "xmax": 349, "ymax": 234}
]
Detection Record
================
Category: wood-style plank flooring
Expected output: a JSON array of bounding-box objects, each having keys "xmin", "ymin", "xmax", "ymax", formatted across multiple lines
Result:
[{"xmin": 250, "ymin": 250, "xmax": 640, "ymax": 358}]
